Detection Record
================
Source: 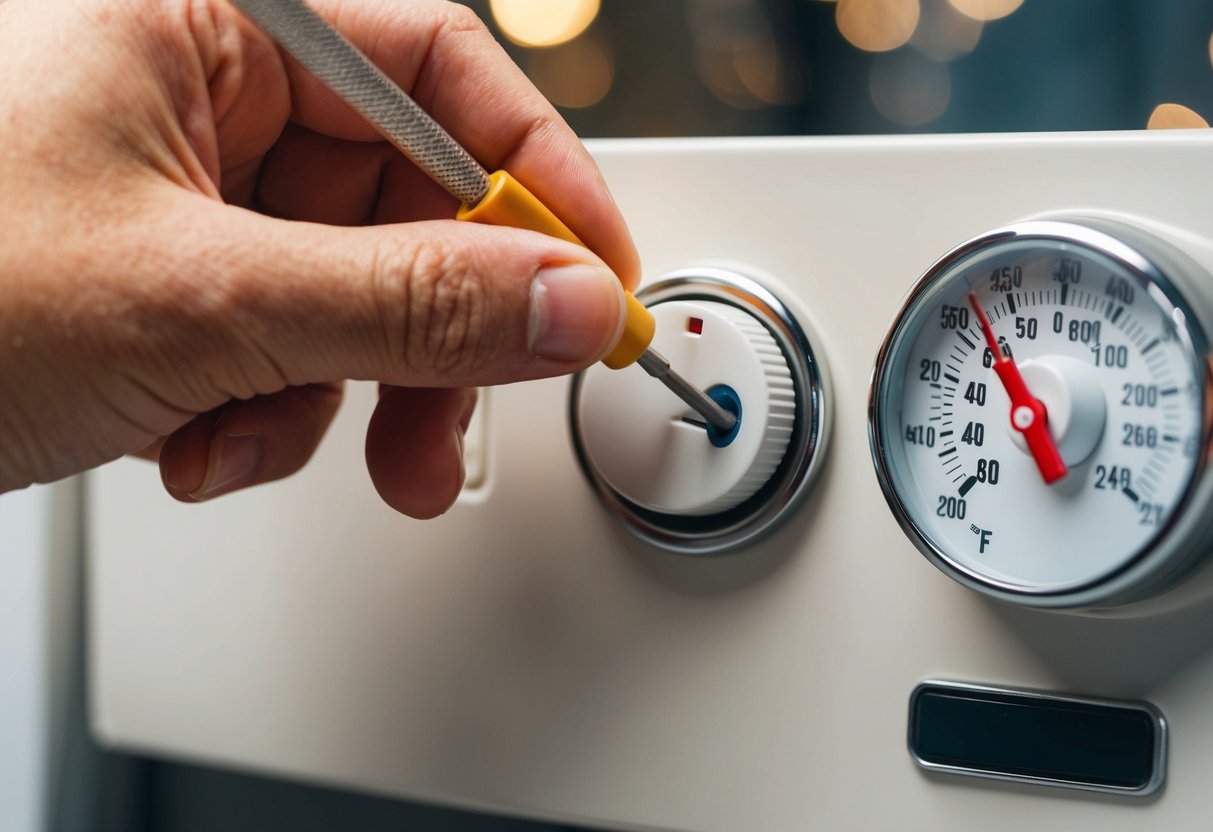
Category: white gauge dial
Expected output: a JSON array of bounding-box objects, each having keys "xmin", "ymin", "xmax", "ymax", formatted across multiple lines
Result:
[{"xmin": 871, "ymin": 220, "xmax": 1213, "ymax": 608}]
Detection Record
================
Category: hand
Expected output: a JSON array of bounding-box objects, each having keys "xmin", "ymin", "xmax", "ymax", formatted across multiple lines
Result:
[{"xmin": 0, "ymin": 0, "xmax": 639, "ymax": 517}]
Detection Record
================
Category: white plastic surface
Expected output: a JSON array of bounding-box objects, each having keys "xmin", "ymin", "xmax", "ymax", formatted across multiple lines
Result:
[
  {"xmin": 88, "ymin": 132, "xmax": 1213, "ymax": 832},
  {"xmin": 463, "ymin": 389, "xmax": 489, "ymax": 491},
  {"xmin": 0, "ymin": 487, "xmax": 52, "ymax": 832},
  {"xmin": 576, "ymin": 300, "xmax": 794, "ymax": 515},
  {"xmin": 0, "ymin": 483, "xmax": 79, "ymax": 832}
]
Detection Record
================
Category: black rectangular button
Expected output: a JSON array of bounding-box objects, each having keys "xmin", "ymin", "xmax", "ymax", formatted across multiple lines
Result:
[{"xmin": 909, "ymin": 682, "xmax": 1166, "ymax": 795}]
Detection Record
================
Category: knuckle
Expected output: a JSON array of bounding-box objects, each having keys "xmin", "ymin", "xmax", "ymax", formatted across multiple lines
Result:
[
  {"xmin": 377, "ymin": 238, "xmax": 489, "ymax": 377},
  {"xmin": 438, "ymin": 2, "xmax": 487, "ymax": 36}
]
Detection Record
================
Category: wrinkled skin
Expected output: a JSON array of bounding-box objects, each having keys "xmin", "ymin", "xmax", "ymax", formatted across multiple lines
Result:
[{"xmin": 0, "ymin": 0, "xmax": 639, "ymax": 517}]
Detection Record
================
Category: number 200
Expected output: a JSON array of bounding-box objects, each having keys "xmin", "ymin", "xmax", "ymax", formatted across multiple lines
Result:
[{"xmin": 937, "ymin": 496, "xmax": 967, "ymax": 519}]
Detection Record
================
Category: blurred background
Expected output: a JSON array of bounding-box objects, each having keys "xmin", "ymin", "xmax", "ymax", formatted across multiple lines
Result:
[
  {"xmin": 467, "ymin": 0, "xmax": 1213, "ymax": 136},
  {"xmin": 8, "ymin": 2, "xmax": 1213, "ymax": 832}
]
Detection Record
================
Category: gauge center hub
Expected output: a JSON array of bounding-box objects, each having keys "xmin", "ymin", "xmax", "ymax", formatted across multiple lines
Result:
[{"xmin": 1007, "ymin": 356, "xmax": 1107, "ymax": 468}]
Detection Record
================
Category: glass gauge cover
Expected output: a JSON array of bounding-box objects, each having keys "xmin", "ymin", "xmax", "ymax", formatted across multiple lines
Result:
[{"xmin": 870, "ymin": 219, "xmax": 1213, "ymax": 608}]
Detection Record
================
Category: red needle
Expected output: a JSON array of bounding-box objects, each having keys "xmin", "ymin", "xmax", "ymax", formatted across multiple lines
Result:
[{"xmin": 967, "ymin": 292, "xmax": 1068, "ymax": 484}]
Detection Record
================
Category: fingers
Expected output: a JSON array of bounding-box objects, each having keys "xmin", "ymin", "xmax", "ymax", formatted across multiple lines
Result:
[
  {"xmin": 365, "ymin": 386, "xmax": 476, "ymax": 518},
  {"xmin": 263, "ymin": 0, "xmax": 640, "ymax": 289},
  {"xmin": 255, "ymin": 123, "xmax": 458, "ymax": 226},
  {"xmin": 165, "ymin": 197, "xmax": 626, "ymax": 394},
  {"xmin": 132, "ymin": 437, "xmax": 168, "ymax": 462},
  {"xmin": 152, "ymin": 367, "xmax": 479, "ymax": 520},
  {"xmin": 159, "ymin": 383, "xmax": 343, "ymax": 501}
]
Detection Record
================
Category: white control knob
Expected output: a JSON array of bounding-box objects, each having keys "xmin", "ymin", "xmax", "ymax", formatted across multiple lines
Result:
[{"xmin": 575, "ymin": 300, "xmax": 795, "ymax": 516}]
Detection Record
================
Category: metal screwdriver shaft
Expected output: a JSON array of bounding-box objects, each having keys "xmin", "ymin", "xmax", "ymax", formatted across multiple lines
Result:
[
  {"xmin": 230, "ymin": 0, "xmax": 492, "ymax": 206},
  {"xmin": 637, "ymin": 350, "xmax": 738, "ymax": 433},
  {"xmin": 233, "ymin": 0, "xmax": 736, "ymax": 437}
]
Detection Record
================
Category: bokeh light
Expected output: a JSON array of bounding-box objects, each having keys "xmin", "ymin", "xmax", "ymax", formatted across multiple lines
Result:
[
  {"xmin": 478, "ymin": 1, "xmax": 1212, "ymax": 136},
  {"xmin": 695, "ymin": 42, "xmax": 766, "ymax": 109},
  {"xmin": 947, "ymin": 0, "xmax": 1023, "ymax": 22},
  {"xmin": 836, "ymin": 0, "xmax": 921, "ymax": 53},
  {"xmin": 489, "ymin": 0, "xmax": 600, "ymax": 47},
  {"xmin": 734, "ymin": 34, "xmax": 807, "ymax": 105},
  {"xmin": 687, "ymin": 0, "xmax": 807, "ymax": 110},
  {"xmin": 870, "ymin": 50, "xmax": 951, "ymax": 125},
  {"xmin": 526, "ymin": 35, "xmax": 615, "ymax": 109},
  {"xmin": 1146, "ymin": 103, "xmax": 1209, "ymax": 129},
  {"xmin": 911, "ymin": 0, "xmax": 982, "ymax": 62}
]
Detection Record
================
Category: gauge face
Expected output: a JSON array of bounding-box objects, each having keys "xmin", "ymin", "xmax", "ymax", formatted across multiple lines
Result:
[{"xmin": 871, "ymin": 221, "xmax": 1209, "ymax": 603}]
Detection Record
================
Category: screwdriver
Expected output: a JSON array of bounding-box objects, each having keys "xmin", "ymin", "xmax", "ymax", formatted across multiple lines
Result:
[{"xmin": 230, "ymin": 0, "xmax": 738, "ymax": 435}]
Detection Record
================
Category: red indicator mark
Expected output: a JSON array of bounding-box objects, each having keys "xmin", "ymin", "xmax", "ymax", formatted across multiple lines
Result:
[
  {"xmin": 687, "ymin": 317, "xmax": 704, "ymax": 335},
  {"xmin": 968, "ymin": 291, "xmax": 1068, "ymax": 485}
]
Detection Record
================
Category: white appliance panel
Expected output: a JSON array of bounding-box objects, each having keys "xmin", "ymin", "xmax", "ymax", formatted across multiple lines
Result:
[{"xmin": 89, "ymin": 132, "xmax": 1213, "ymax": 830}]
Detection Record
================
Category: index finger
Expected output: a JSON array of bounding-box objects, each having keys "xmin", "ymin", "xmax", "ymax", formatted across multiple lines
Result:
[{"xmin": 263, "ymin": 0, "xmax": 641, "ymax": 289}]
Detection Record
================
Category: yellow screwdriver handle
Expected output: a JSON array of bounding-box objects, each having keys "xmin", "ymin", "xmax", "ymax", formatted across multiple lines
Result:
[{"xmin": 456, "ymin": 170, "xmax": 654, "ymax": 369}]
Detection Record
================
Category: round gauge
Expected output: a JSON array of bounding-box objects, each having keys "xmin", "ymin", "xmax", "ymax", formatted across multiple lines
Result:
[{"xmin": 870, "ymin": 218, "xmax": 1213, "ymax": 608}]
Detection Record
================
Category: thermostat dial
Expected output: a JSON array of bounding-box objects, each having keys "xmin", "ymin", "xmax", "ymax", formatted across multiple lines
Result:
[
  {"xmin": 570, "ymin": 266, "xmax": 831, "ymax": 555},
  {"xmin": 576, "ymin": 300, "xmax": 795, "ymax": 516}
]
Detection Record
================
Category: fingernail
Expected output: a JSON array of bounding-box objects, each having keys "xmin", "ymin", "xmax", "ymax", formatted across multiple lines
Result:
[
  {"xmin": 190, "ymin": 433, "xmax": 263, "ymax": 501},
  {"xmin": 528, "ymin": 264, "xmax": 626, "ymax": 361}
]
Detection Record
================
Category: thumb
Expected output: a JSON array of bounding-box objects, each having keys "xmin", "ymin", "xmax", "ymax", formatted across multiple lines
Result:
[{"xmin": 173, "ymin": 199, "xmax": 629, "ymax": 392}]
